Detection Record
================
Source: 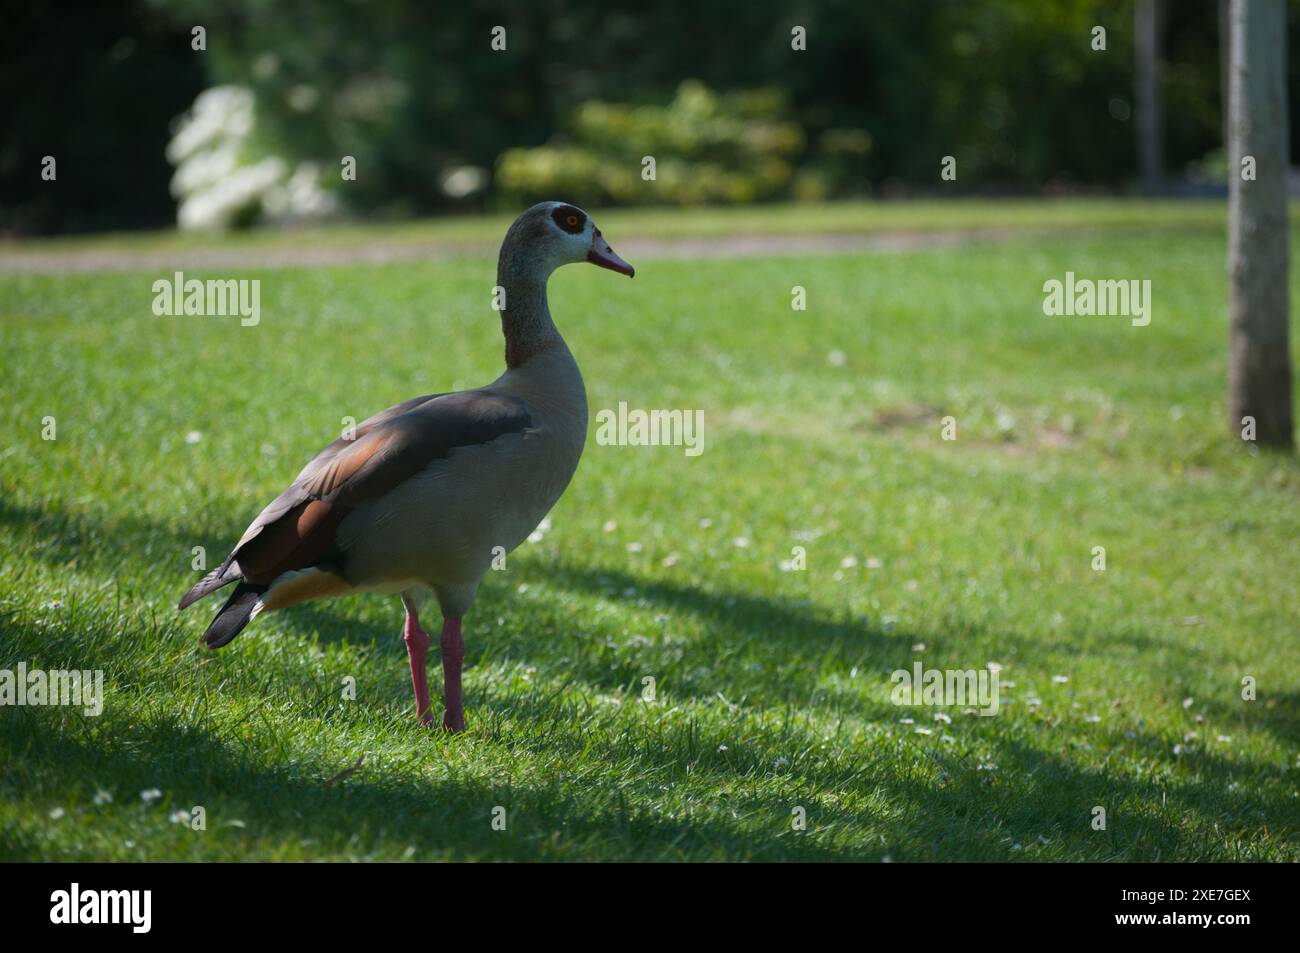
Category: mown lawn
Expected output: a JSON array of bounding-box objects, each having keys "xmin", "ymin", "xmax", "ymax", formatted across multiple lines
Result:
[{"xmin": 1, "ymin": 201, "xmax": 1297, "ymax": 861}]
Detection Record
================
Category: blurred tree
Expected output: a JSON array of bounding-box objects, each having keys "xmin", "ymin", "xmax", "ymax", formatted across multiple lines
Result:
[
  {"xmin": 1227, "ymin": 0, "xmax": 1293, "ymax": 449},
  {"xmin": 144, "ymin": 0, "xmax": 1271, "ymax": 212},
  {"xmin": 1135, "ymin": 0, "xmax": 1164, "ymax": 192},
  {"xmin": 0, "ymin": 0, "xmax": 204, "ymax": 234},
  {"xmin": 6, "ymin": 0, "xmax": 1300, "ymax": 233}
]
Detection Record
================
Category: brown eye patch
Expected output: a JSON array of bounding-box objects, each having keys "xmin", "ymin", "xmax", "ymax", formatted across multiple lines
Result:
[{"xmin": 551, "ymin": 205, "xmax": 586, "ymax": 234}]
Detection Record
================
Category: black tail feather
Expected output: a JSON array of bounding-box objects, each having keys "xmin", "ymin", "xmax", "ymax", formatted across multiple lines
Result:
[
  {"xmin": 201, "ymin": 583, "xmax": 265, "ymax": 649},
  {"xmin": 178, "ymin": 561, "xmax": 240, "ymax": 610}
]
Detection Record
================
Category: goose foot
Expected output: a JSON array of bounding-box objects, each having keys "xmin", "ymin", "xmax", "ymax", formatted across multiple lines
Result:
[{"xmin": 441, "ymin": 617, "xmax": 465, "ymax": 733}]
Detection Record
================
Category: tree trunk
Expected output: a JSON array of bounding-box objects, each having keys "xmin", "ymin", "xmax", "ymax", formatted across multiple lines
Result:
[
  {"xmin": 1135, "ymin": 0, "xmax": 1164, "ymax": 193},
  {"xmin": 1218, "ymin": 0, "xmax": 1231, "ymax": 149},
  {"xmin": 1228, "ymin": 0, "xmax": 1293, "ymax": 450}
]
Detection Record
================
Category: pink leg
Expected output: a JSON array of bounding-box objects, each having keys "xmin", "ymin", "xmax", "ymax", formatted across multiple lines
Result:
[
  {"xmin": 441, "ymin": 617, "xmax": 465, "ymax": 733},
  {"xmin": 402, "ymin": 596, "xmax": 434, "ymax": 726}
]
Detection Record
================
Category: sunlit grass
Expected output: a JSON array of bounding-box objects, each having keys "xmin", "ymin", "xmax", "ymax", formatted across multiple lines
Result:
[{"xmin": 1, "ymin": 204, "xmax": 1297, "ymax": 860}]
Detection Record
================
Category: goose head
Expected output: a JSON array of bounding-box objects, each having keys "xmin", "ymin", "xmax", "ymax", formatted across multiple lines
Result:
[{"xmin": 500, "ymin": 201, "xmax": 635, "ymax": 281}]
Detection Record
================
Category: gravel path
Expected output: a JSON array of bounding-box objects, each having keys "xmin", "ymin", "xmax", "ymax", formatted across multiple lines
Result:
[{"xmin": 0, "ymin": 227, "xmax": 1032, "ymax": 274}]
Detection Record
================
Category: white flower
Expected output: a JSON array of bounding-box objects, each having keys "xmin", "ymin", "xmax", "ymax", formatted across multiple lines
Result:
[
  {"xmin": 140, "ymin": 788, "xmax": 162, "ymax": 803},
  {"xmin": 264, "ymin": 162, "xmax": 339, "ymax": 221},
  {"xmin": 166, "ymin": 87, "xmax": 256, "ymax": 164},
  {"xmin": 93, "ymin": 789, "xmax": 113, "ymax": 805},
  {"xmin": 166, "ymin": 86, "xmax": 338, "ymax": 232},
  {"xmin": 441, "ymin": 165, "xmax": 487, "ymax": 200},
  {"xmin": 176, "ymin": 157, "xmax": 286, "ymax": 230}
]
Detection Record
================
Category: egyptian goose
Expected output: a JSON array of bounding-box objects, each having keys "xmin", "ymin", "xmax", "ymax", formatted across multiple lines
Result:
[{"xmin": 178, "ymin": 202, "xmax": 634, "ymax": 731}]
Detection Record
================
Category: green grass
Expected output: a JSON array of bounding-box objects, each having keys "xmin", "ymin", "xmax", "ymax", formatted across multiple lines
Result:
[{"xmin": 1, "ymin": 200, "xmax": 1298, "ymax": 861}]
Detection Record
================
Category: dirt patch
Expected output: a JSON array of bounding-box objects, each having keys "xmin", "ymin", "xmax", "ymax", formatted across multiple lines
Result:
[{"xmin": 862, "ymin": 402, "xmax": 945, "ymax": 431}]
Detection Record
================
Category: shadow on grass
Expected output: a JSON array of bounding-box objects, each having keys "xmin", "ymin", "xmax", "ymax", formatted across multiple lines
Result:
[
  {"xmin": 1, "ymin": 494, "xmax": 940, "ymax": 695},
  {"xmin": 1, "ymin": 702, "xmax": 881, "ymax": 861},
  {"xmin": 1195, "ymin": 690, "xmax": 1300, "ymax": 755},
  {"xmin": 3, "ymin": 496, "xmax": 1295, "ymax": 859},
  {"xmin": 0, "ymin": 494, "xmax": 1272, "ymax": 720},
  {"xmin": 5, "ymin": 672, "xmax": 1285, "ymax": 861}
]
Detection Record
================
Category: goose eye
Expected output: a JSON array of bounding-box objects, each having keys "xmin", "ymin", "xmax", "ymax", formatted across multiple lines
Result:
[{"xmin": 551, "ymin": 206, "xmax": 585, "ymax": 233}]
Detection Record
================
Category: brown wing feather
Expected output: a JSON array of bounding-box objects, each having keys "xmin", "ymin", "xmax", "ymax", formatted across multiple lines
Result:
[
  {"xmin": 216, "ymin": 390, "xmax": 533, "ymax": 588},
  {"xmin": 229, "ymin": 393, "xmax": 439, "ymax": 553}
]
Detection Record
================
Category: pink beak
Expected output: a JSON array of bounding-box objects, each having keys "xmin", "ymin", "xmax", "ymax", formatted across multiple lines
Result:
[{"xmin": 587, "ymin": 232, "xmax": 635, "ymax": 277}]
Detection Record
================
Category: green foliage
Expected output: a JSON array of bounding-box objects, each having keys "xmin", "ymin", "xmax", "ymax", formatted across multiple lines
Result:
[
  {"xmin": 11, "ymin": 0, "xmax": 1300, "ymax": 233},
  {"xmin": 1, "ymin": 202, "xmax": 1298, "ymax": 860},
  {"xmin": 496, "ymin": 80, "xmax": 870, "ymax": 207}
]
